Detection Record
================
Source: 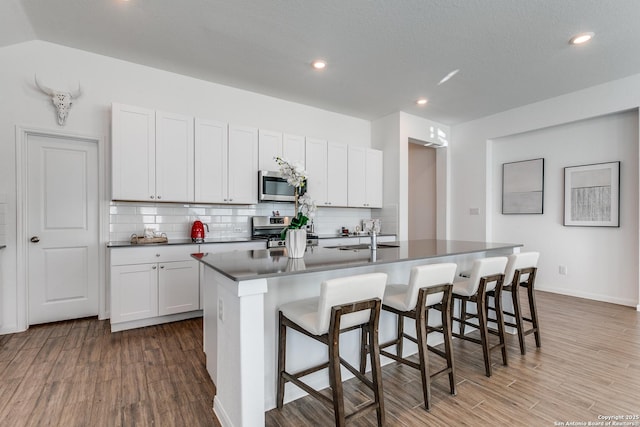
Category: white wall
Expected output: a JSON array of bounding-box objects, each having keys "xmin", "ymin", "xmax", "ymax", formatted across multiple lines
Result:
[
  {"xmin": 491, "ymin": 111, "xmax": 638, "ymax": 306},
  {"xmin": 451, "ymin": 74, "xmax": 640, "ymax": 308},
  {"xmin": 0, "ymin": 40, "xmax": 373, "ymax": 333},
  {"xmin": 372, "ymin": 112, "xmax": 449, "ymax": 240}
]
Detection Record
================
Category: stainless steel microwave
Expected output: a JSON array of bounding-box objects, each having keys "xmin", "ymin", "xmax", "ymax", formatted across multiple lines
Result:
[{"xmin": 258, "ymin": 170, "xmax": 306, "ymax": 202}]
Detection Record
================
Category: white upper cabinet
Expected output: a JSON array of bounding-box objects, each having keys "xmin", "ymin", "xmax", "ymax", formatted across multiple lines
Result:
[
  {"xmin": 195, "ymin": 118, "xmax": 228, "ymax": 203},
  {"xmin": 305, "ymin": 137, "xmax": 328, "ymax": 204},
  {"xmin": 283, "ymin": 134, "xmax": 306, "ymax": 167},
  {"xmin": 227, "ymin": 125, "xmax": 258, "ymax": 204},
  {"xmin": 258, "ymin": 129, "xmax": 283, "ymax": 170},
  {"xmin": 195, "ymin": 122, "xmax": 258, "ymax": 204},
  {"xmin": 348, "ymin": 146, "xmax": 383, "ymax": 208},
  {"xmin": 155, "ymin": 111, "xmax": 194, "ymax": 202},
  {"xmin": 327, "ymin": 142, "xmax": 348, "ymax": 206},
  {"xmin": 305, "ymin": 138, "xmax": 348, "ymax": 207},
  {"xmin": 347, "ymin": 146, "xmax": 367, "ymax": 207},
  {"xmin": 365, "ymin": 148, "xmax": 383, "ymax": 207},
  {"xmin": 112, "ymin": 103, "xmax": 156, "ymax": 201},
  {"xmin": 259, "ymin": 131, "xmax": 306, "ymax": 171},
  {"xmin": 112, "ymin": 104, "xmax": 194, "ymax": 202}
]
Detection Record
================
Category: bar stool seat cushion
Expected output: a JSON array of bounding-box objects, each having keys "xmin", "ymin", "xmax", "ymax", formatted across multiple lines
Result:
[
  {"xmin": 504, "ymin": 252, "xmax": 540, "ymax": 285},
  {"xmin": 279, "ymin": 297, "xmax": 323, "ymax": 335},
  {"xmin": 279, "ymin": 272, "xmax": 388, "ymax": 336},
  {"xmin": 383, "ymin": 263, "xmax": 457, "ymax": 311},
  {"xmin": 452, "ymin": 257, "xmax": 508, "ymax": 297}
]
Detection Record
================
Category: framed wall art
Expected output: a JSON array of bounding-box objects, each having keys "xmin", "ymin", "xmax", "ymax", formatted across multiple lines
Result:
[
  {"xmin": 502, "ymin": 158, "xmax": 544, "ymax": 214},
  {"xmin": 564, "ymin": 161, "xmax": 620, "ymax": 227}
]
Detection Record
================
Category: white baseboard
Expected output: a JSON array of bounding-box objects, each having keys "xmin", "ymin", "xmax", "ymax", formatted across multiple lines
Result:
[
  {"xmin": 536, "ymin": 285, "xmax": 637, "ymax": 308},
  {"xmin": 109, "ymin": 310, "xmax": 203, "ymax": 332}
]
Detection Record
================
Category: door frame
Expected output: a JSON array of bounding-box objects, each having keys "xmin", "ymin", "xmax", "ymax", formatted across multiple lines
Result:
[{"xmin": 15, "ymin": 126, "xmax": 108, "ymax": 331}]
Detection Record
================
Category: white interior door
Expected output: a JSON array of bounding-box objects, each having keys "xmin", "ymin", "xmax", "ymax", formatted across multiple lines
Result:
[{"xmin": 27, "ymin": 133, "xmax": 99, "ymax": 325}]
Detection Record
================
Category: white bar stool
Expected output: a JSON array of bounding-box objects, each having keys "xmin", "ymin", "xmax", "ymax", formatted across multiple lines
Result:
[
  {"xmin": 276, "ymin": 272, "xmax": 388, "ymax": 426},
  {"xmin": 451, "ymin": 256, "xmax": 508, "ymax": 377},
  {"xmin": 488, "ymin": 252, "xmax": 541, "ymax": 354},
  {"xmin": 378, "ymin": 263, "xmax": 457, "ymax": 411}
]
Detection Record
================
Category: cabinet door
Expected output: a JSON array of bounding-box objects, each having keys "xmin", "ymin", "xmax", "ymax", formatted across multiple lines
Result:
[
  {"xmin": 111, "ymin": 263, "xmax": 158, "ymax": 323},
  {"xmin": 111, "ymin": 103, "xmax": 156, "ymax": 201},
  {"xmin": 366, "ymin": 148, "xmax": 383, "ymax": 208},
  {"xmin": 258, "ymin": 129, "xmax": 283, "ymax": 171},
  {"xmin": 155, "ymin": 111, "xmax": 194, "ymax": 202},
  {"xmin": 347, "ymin": 146, "xmax": 367, "ymax": 207},
  {"xmin": 158, "ymin": 260, "xmax": 200, "ymax": 316},
  {"xmin": 195, "ymin": 118, "xmax": 228, "ymax": 203},
  {"xmin": 228, "ymin": 125, "xmax": 258, "ymax": 204},
  {"xmin": 327, "ymin": 142, "xmax": 348, "ymax": 206},
  {"xmin": 283, "ymin": 134, "xmax": 306, "ymax": 167},
  {"xmin": 305, "ymin": 138, "xmax": 328, "ymax": 205}
]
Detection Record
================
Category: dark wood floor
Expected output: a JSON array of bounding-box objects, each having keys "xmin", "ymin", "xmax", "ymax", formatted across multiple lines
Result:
[
  {"xmin": 1, "ymin": 291, "xmax": 639, "ymax": 426},
  {"xmin": 0, "ymin": 317, "xmax": 218, "ymax": 427}
]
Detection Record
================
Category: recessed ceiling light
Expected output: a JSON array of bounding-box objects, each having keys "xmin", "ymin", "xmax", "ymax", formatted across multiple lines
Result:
[
  {"xmin": 416, "ymin": 98, "xmax": 428, "ymax": 106},
  {"xmin": 311, "ymin": 59, "xmax": 326, "ymax": 70},
  {"xmin": 569, "ymin": 32, "xmax": 594, "ymax": 45},
  {"xmin": 438, "ymin": 69, "xmax": 460, "ymax": 85}
]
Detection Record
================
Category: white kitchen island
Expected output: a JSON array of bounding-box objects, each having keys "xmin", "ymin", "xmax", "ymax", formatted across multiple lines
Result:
[{"xmin": 193, "ymin": 239, "xmax": 522, "ymax": 427}]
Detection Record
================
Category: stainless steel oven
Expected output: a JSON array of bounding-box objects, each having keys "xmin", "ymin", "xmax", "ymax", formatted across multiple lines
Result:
[
  {"xmin": 251, "ymin": 216, "xmax": 318, "ymax": 248},
  {"xmin": 258, "ymin": 171, "xmax": 306, "ymax": 202}
]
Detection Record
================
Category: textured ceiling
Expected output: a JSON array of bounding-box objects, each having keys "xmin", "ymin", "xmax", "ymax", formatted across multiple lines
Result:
[{"xmin": 2, "ymin": 0, "xmax": 640, "ymax": 124}]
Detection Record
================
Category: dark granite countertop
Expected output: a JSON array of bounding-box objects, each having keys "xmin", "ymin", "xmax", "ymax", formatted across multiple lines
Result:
[
  {"xmin": 316, "ymin": 233, "xmax": 396, "ymax": 239},
  {"xmin": 107, "ymin": 237, "xmax": 257, "ymax": 248},
  {"xmin": 192, "ymin": 239, "xmax": 521, "ymax": 282}
]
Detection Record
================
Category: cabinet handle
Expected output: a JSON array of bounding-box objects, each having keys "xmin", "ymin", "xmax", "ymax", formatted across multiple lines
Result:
[
  {"xmin": 160, "ymin": 265, "xmax": 165, "ymax": 269},
  {"xmin": 150, "ymin": 195, "xmax": 155, "ymax": 199},
  {"xmin": 152, "ymin": 265, "xmax": 157, "ymax": 270},
  {"xmin": 157, "ymin": 195, "xmax": 162, "ymax": 200},
  {"xmin": 156, "ymin": 254, "xmax": 160, "ymax": 257}
]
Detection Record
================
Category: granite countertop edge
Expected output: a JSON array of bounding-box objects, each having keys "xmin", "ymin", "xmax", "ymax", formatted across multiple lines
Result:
[
  {"xmin": 107, "ymin": 233, "xmax": 395, "ymax": 247},
  {"xmin": 194, "ymin": 239, "xmax": 523, "ymax": 282}
]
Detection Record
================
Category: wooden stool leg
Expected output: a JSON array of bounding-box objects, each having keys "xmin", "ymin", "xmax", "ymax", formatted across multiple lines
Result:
[
  {"xmin": 368, "ymin": 322, "xmax": 386, "ymax": 426},
  {"xmin": 396, "ymin": 312, "xmax": 404, "ymax": 358},
  {"xmin": 359, "ymin": 325, "xmax": 368, "ymax": 374},
  {"xmin": 328, "ymin": 328, "xmax": 346, "ymax": 426},
  {"xmin": 459, "ymin": 299, "xmax": 467, "ymax": 336},
  {"xmin": 527, "ymin": 282, "xmax": 542, "ymax": 348},
  {"xmin": 511, "ymin": 283, "xmax": 527, "ymax": 355},
  {"xmin": 494, "ymin": 288, "xmax": 508, "ymax": 366},
  {"xmin": 276, "ymin": 311, "xmax": 286, "ymax": 408},
  {"xmin": 441, "ymin": 294, "xmax": 456, "ymax": 395},
  {"xmin": 416, "ymin": 307, "xmax": 431, "ymax": 410},
  {"xmin": 476, "ymin": 287, "xmax": 492, "ymax": 377}
]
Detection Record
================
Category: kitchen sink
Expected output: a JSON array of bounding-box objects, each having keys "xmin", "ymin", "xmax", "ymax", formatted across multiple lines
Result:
[{"xmin": 328, "ymin": 242, "xmax": 400, "ymax": 250}]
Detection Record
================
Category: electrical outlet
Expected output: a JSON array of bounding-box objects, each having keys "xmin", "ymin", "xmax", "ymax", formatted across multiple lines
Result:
[
  {"xmin": 218, "ymin": 298, "xmax": 224, "ymax": 322},
  {"xmin": 234, "ymin": 227, "xmax": 242, "ymax": 232},
  {"xmin": 559, "ymin": 265, "xmax": 567, "ymax": 275}
]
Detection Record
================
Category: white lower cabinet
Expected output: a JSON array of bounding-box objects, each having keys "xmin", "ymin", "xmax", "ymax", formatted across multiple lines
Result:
[
  {"xmin": 110, "ymin": 245, "xmax": 200, "ymax": 330},
  {"xmin": 111, "ymin": 263, "xmax": 159, "ymax": 323},
  {"xmin": 158, "ymin": 260, "xmax": 200, "ymax": 316}
]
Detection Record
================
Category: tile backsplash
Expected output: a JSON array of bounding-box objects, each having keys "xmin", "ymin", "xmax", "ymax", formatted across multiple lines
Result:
[{"xmin": 109, "ymin": 201, "xmax": 376, "ymax": 242}]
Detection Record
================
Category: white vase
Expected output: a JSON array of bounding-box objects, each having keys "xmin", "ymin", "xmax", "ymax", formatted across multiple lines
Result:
[{"xmin": 285, "ymin": 229, "xmax": 307, "ymax": 258}]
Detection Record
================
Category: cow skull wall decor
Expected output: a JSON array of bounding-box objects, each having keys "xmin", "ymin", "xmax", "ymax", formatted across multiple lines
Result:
[{"xmin": 34, "ymin": 75, "xmax": 82, "ymax": 126}]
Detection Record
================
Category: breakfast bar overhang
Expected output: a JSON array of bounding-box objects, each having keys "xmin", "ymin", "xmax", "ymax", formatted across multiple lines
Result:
[{"xmin": 192, "ymin": 239, "xmax": 522, "ymax": 427}]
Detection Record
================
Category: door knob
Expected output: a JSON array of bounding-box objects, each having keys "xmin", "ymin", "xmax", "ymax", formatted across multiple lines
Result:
[{"xmin": 30, "ymin": 236, "xmax": 40, "ymax": 243}]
